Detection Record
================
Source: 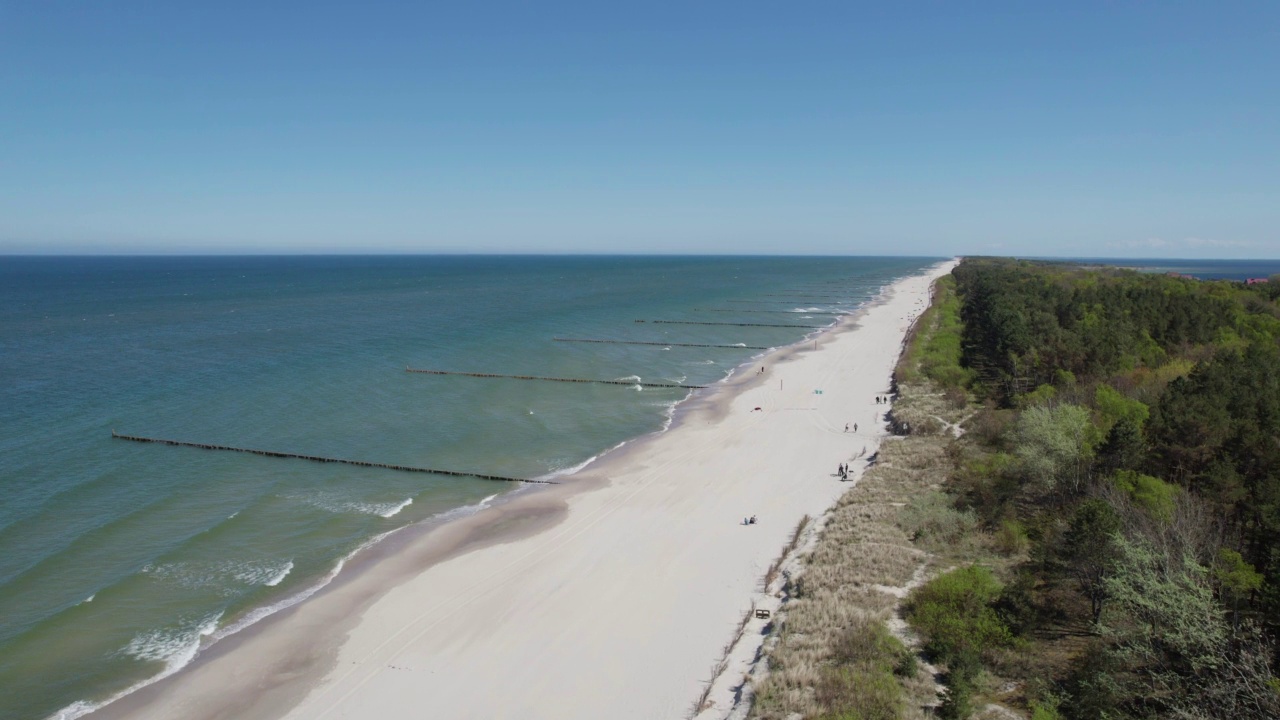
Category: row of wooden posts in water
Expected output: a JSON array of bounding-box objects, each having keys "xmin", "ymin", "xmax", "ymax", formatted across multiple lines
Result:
[
  {"xmin": 635, "ymin": 319, "xmax": 824, "ymax": 329},
  {"xmin": 404, "ymin": 367, "xmax": 708, "ymax": 389},
  {"xmin": 117, "ymin": 292, "xmax": 864, "ymax": 482},
  {"xmin": 110, "ymin": 431, "xmax": 548, "ymax": 483},
  {"xmin": 554, "ymin": 337, "xmax": 771, "ymax": 350}
]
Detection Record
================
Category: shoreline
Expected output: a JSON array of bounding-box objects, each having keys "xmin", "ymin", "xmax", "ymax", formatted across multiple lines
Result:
[{"xmin": 82, "ymin": 259, "xmax": 957, "ymax": 720}]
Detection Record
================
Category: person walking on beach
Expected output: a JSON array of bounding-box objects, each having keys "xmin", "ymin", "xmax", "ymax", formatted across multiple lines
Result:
[
  {"xmin": 853, "ymin": 423, "xmax": 858, "ymax": 432},
  {"xmin": 844, "ymin": 423, "xmax": 849, "ymax": 432}
]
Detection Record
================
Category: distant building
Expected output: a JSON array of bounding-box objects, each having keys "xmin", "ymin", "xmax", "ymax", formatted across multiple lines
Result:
[
  {"xmin": 1165, "ymin": 271, "xmax": 1198, "ymax": 280},
  {"xmin": 1246, "ymin": 277, "xmax": 1269, "ymax": 285}
]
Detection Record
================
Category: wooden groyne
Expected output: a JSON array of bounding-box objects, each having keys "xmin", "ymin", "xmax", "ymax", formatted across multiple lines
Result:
[
  {"xmin": 554, "ymin": 337, "xmax": 770, "ymax": 350},
  {"xmin": 634, "ymin": 320, "xmax": 824, "ymax": 329},
  {"xmin": 406, "ymin": 367, "xmax": 706, "ymax": 389},
  {"xmin": 751, "ymin": 297, "xmax": 851, "ymax": 303},
  {"xmin": 110, "ymin": 431, "xmax": 546, "ymax": 483},
  {"xmin": 694, "ymin": 308, "xmax": 841, "ymax": 315},
  {"xmin": 760, "ymin": 294, "xmax": 852, "ymax": 299},
  {"xmin": 726, "ymin": 300, "xmax": 846, "ymax": 305}
]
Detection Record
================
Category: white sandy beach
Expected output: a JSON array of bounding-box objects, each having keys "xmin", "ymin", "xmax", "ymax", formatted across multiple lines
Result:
[{"xmin": 90, "ymin": 260, "xmax": 956, "ymax": 720}]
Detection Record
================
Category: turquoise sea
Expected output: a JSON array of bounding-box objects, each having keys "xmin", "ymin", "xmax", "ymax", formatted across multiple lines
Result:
[{"xmin": 0, "ymin": 255, "xmax": 938, "ymax": 719}]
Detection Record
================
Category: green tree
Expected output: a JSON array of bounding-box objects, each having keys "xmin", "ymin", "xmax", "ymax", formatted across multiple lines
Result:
[
  {"xmin": 1014, "ymin": 404, "xmax": 1098, "ymax": 496},
  {"xmin": 1112, "ymin": 470, "xmax": 1179, "ymax": 522},
  {"xmin": 1214, "ymin": 548, "xmax": 1263, "ymax": 630},
  {"xmin": 1102, "ymin": 535, "xmax": 1226, "ymax": 710},
  {"xmin": 1102, "ymin": 536, "xmax": 1280, "ymax": 718},
  {"xmin": 1093, "ymin": 415, "xmax": 1146, "ymax": 476},
  {"xmin": 1093, "ymin": 384, "xmax": 1149, "ymax": 434},
  {"xmin": 1063, "ymin": 499, "xmax": 1121, "ymax": 624}
]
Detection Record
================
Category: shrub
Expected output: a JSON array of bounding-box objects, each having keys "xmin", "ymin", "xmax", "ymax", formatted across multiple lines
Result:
[
  {"xmin": 819, "ymin": 619, "xmax": 907, "ymax": 720},
  {"xmin": 968, "ymin": 405, "xmax": 1015, "ymax": 447},
  {"xmin": 994, "ymin": 519, "xmax": 1030, "ymax": 555},
  {"xmin": 907, "ymin": 565, "xmax": 1014, "ymax": 664},
  {"xmin": 831, "ymin": 617, "xmax": 905, "ymax": 667},
  {"xmin": 995, "ymin": 570, "xmax": 1040, "ymax": 636},
  {"xmin": 815, "ymin": 665, "xmax": 903, "ymax": 720},
  {"xmin": 1110, "ymin": 470, "xmax": 1178, "ymax": 522},
  {"xmin": 937, "ymin": 651, "xmax": 980, "ymax": 719},
  {"xmin": 1029, "ymin": 696, "xmax": 1063, "ymax": 720},
  {"xmin": 900, "ymin": 492, "xmax": 977, "ymax": 549}
]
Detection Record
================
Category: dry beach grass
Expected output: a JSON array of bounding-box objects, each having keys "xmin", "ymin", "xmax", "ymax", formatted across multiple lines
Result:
[{"xmin": 744, "ymin": 294, "xmax": 982, "ymax": 720}]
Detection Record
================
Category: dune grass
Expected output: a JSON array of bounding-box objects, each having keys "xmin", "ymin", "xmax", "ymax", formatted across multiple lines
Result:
[
  {"xmin": 748, "ymin": 404, "xmax": 974, "ymax": 719},
  {"xmin": 745, "ymin": 276, "xmax": 989, "ymax": 720}
]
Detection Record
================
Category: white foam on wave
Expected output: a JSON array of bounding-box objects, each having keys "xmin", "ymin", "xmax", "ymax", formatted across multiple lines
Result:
[
  {"xmin": 534, "ymin": 446, "xmax": 616, "ymax": 482},
  {"xmin": 295, "ymin": 492, "xmax": 415, "ymax": 518},
  {"xmin": 264, "ymin": 561, "xmax": 293, "ymax": 587},
  {"xmin": 145, "ymin": 559, "xmax": 297, "ymax": 592},
  {"xmin": 615, "ymin": 374, "xmax": 642, "ymax": 383},
  {"xmin": 654, "ymin": 400, "xmax": 679, "ymax": 431},
  {"xmin": 124, "ymin": 611, "xmax": 222, "ymax": 664},
  {"xmin": 80, "ymin": 594, "xmax": 94, "ymax": 604},
  {"xmin": 47, "ymin": 345, "xmax": 732, "ymax": 720},
  {"xmin": 535, "ymin": 393, "xmax": 688, "ymax": 486},
  {"xmin": 49, "ymin": 612, "xmax": 224, "ymax": 720},
  {"xmin": 430, "ymin": 493, "xmax": 499, "ymax": 522},
  {"xmin": 372, "ymin": 498, "xmax": 413, "ymax": 518},
  {"xmin": 208, "ymin": 490, "xmax": 500, "ymax": 645},
  {"xmin": 199, "ymin": 526, "xmax": 414, "ymax": 655}
]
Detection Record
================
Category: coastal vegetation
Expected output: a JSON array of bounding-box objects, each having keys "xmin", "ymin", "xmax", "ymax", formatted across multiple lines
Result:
[
  {"xmin": 935, "ymin": 258, "xmax": 1280, "ymax": 719},
  {"xmin": 747, "ymin": 259, "xmax": 1280, "ymax": 719},
  {"xmin": 747, "ymin": 276, "xmax": 980, "ymax": 719}
]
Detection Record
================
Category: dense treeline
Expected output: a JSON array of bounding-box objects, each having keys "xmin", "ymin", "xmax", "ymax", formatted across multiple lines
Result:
[{"xmin": 904, "ymin": 259, "xmax": 1280, "ymax": 719}]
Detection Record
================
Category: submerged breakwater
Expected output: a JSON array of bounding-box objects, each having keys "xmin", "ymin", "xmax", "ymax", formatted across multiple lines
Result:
[{"xmin": 0, "ymin": 255, "xmax": 937, "ymax": 719}]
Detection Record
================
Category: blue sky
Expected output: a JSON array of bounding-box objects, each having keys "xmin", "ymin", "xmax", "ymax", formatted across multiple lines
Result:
[{"xmin": 1, "ymin": 2, "xmax": 1276, "ymax": 256}]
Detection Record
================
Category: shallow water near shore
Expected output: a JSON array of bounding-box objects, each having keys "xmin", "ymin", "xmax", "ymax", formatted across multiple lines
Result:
[{"xmin": 0, "ymin": 255, "xmax": 937, "ymax": 719}]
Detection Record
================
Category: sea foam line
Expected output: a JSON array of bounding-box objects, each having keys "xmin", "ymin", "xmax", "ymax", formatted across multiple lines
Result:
[
  {"xmin": 49, "ymin": 612, "xmax": 223, "ymax": 720},
  {"xmin": 47, "ymin": 494, "xmax": 500, "ymax": 720},
  {"xmin": 264, "ymin": 561, "xmax": 293, "ymax": 587}
]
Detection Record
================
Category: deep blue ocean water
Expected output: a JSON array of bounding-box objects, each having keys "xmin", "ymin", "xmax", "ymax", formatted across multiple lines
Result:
[
  {"xmin": 1036, "ymin": 257, "xmax": 1280, "ymax": 281},
  {"xmin": 0, "ymin": 255, "xmax": 938, "ymax": 719}
]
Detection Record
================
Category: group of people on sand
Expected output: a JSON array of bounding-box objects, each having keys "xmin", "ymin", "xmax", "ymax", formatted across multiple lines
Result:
[
  {"xmin": 742, "ymin": 515, "xmax": 758, "ymax": 525},
  {"xmin": 875, "ymin": 395, "xmax": 889, "ymax": 404}
]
